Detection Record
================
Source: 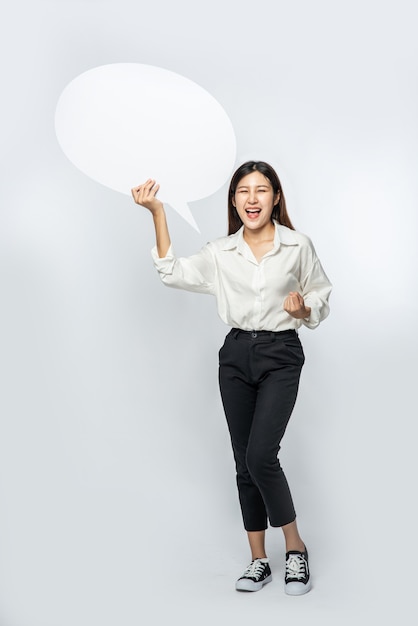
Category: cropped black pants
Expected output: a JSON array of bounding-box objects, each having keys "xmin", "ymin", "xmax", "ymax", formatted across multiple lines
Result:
[{"xmin": 218, "ymin": 328, "xmax": 305, "ymax": 532}]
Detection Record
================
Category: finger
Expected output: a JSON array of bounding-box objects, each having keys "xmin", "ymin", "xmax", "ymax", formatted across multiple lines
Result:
[
  {"xmin": 132, "ymin": 179, "xmax": 151, "ymax": 191},
  {"xmin": 287, "ymin": 292, "xmax": 303, "ymax": 308},
  {"xmin": 284, "ymin": 298, "xmax": 294, "ymax": 312},
  {"xmin": 143, "ymin": 178, "xmax": 155, "ymax": 190},
  {"xmin": 131, "ymin": 182, "xmax": 145, "ymax": 193}
]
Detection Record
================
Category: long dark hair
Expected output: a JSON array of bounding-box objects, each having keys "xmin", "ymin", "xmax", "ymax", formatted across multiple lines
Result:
[{"xmin": 227, "ymin": 161, "xmax": 294, "ymax": 235}]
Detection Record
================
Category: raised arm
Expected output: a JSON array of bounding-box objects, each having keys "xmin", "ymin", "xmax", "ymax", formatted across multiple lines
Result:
[{"xmin": 131, "ymin": 179, "xmax": 171, "ymax": 258}]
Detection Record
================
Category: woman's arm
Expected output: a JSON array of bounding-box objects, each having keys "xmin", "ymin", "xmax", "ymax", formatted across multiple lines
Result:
[
  {"xmin": 297, "ymin": 252, "xmax": 332, "ymax": 328},
  {"xmin": 283, "ymin": 235, "xmax": 332, "ymax": 328},
  {"xmin": 131, "ymin": 179, "xmax": 171, "ymax": 258},
  {"xmin": 132, "ymin": 178, "xmax": 216, "ymax": 294}
]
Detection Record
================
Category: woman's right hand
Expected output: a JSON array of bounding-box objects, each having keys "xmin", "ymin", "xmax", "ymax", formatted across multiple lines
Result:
[{"xmin": 131, "ymin": 179, "xmax": 164, "ymax": 215}]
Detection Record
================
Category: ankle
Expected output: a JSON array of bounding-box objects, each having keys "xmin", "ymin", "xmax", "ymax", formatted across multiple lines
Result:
[
  {"xmin": 285, "ymin": 541, "xmax": 305, "ymax": 553},
  {"xmin": 251, "ymin": 553, "xmax": 267, "ymax": 560}
]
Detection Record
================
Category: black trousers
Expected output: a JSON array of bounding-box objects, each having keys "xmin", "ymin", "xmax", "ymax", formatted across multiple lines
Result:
[{"xmin": 218, "ymin": 328, "xmax": 305, "ymax": 532}]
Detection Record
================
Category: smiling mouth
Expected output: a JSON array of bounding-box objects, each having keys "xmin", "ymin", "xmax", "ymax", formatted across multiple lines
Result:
[{"xmin": 245, "ymin": 209, "xmax": 261, "ymax": 215}]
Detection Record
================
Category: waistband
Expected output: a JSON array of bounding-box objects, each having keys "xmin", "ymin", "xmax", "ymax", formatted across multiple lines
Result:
[{"xmin": 229, "ymin": 328, "xmax": 297, "ymax": 340}]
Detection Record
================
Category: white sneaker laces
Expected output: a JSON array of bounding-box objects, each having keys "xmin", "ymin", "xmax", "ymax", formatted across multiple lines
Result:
[
  {"xmin": 243, "ymin": 559, "xmax": 267, "ymax": 579},
  {"xmin": 286, "ymin": 554, "xmax": 307, "ymax": 580}
]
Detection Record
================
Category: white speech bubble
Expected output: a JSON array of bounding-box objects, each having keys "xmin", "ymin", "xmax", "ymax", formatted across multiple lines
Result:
[{"xmin": 54, "ymin": 63, "xmax": 237, "ymax": 231}]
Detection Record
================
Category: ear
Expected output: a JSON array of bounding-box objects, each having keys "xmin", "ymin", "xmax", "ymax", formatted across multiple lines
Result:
[
  {"xmin": 231, "ymin": 196, "xmax": 236, "ymax": 207},
  {"xmin": 274, "ymin": 192, "xmax": 280, "ymax": 206}
]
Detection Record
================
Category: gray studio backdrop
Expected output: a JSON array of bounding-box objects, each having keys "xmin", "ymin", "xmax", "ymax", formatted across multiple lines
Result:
[{"xmin": 1, "ymin": 1, "xmax": 417, "ymax": 625}]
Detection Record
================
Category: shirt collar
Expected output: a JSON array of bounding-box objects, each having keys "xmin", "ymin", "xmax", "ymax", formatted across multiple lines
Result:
[{"xmin": 221, "ymin": 221, "xmax": 299, "ymax": 251}]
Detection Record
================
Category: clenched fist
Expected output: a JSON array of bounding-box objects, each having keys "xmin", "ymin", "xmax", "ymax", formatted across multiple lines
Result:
[{"xmin": 283, "ymin": 291, "xmax": 311, "ymax": 320}]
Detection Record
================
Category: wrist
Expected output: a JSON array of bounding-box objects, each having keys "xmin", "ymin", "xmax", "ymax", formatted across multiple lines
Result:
[{"xmin": 152, "ymin": 204, "xmax": 165, "ymax": 219}]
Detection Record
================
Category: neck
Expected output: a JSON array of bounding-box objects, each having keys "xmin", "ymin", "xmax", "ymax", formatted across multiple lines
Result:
[{"xmin": 243, "ymin": 221, "xmax": 275, "ymax": 244}]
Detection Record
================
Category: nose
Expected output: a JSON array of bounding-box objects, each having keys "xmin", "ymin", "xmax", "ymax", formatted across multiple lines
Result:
[{"xmin": 248, "ymin": 189, "xmax": 258, "ymax": 203}]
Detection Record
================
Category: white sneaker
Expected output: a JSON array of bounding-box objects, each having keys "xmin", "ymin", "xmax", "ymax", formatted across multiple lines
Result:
[
  {"xmin": 235, "ymin": 558, "xmax": 272, "ymax": 591},
  {"xmin": 284, "ymin": 548, "xmax": 311, "ymax": 595}
]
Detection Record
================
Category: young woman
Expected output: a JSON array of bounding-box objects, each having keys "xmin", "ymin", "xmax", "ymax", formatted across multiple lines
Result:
[{"xmin": 131, "ymin": 161, "xmax": 332, "ymax": 596}]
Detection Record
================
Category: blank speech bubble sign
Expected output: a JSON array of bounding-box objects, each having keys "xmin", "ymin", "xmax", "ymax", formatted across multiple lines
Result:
[{"xmin": 55, "ymin": 63, "xmax": 237, "ymax": 231}]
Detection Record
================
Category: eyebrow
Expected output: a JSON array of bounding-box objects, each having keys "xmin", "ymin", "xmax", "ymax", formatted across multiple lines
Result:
[{"xmin": 236, "ymin": 184, "xmax": 271, "ymax": 190}]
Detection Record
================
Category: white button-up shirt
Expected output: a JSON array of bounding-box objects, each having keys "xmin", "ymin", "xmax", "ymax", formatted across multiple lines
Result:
[{"xmin": 151, "ymin": 222, "xmax": 332, "ymax": 331}]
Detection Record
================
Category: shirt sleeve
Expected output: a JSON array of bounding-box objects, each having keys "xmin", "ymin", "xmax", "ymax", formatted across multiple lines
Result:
[
  {"xmin": 151, "ymin": 243, "xmax": 216, "ymax": 295},
  {"xmin": 298, "ymin": 239, "xmax": 332, "ymax": 329}
]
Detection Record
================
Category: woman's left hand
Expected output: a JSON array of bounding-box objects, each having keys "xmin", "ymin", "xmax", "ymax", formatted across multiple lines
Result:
[{"xmin": 283, "ymin": 292, "xmax": 311, "ymax": 319}]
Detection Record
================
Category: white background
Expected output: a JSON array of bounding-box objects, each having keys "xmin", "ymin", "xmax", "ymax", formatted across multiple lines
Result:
[{"xmin": 1, "ymin": 1, "xmax": 417, "ymax": 624}]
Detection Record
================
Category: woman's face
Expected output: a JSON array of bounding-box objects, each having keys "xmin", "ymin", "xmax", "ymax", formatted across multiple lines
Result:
[{"xmin": 232, "ymin": 170, "xmax": 279, "ymax": 232}]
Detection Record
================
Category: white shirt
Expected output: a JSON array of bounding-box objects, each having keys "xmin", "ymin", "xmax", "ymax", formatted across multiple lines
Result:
[{"xmin": 151, "ymin": 222, "xmax": 332, "ymax": 331}]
